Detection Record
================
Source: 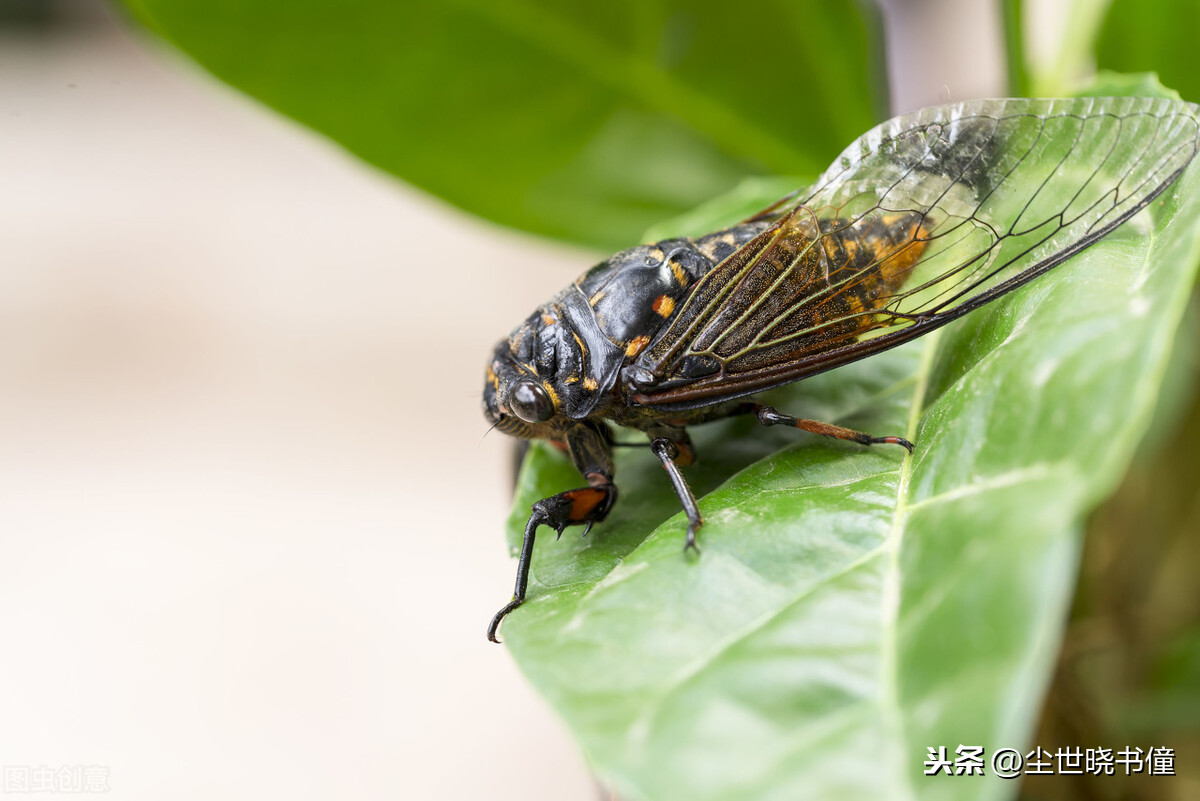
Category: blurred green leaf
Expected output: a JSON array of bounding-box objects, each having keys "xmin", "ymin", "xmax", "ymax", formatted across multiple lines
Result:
[
  {"xmin": 1080, "ymin": 70, "xmax": 1184, "ymax": 101},
  {"xmin": 1000, "ymin": 0, "xmax": 1030, "ymax": 97},
  {"xmin": 1097, "ymin": 0, "xmax": 1200, "ymax": 104},
  {"xmin": 498, "ymin": 93, "xmax": 1200, "ymax": 799},
  {"xmin": 640, "ymin": 174, "xmax": 803, "ymax": 242},
  {"xmin": 120, "ymin": 0, "xmax": 881, "ymax": 249}
]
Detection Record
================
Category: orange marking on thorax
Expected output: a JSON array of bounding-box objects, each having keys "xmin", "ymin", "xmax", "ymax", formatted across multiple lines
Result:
[
  {"xmin": 625, "ymin": 335, "xmax": 652, "ymax": 358},
  {"xmin": 652, "ymin": 294, "xmax": 676, "ymax": 318}
]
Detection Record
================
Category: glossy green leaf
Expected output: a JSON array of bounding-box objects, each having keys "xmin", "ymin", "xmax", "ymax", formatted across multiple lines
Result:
[
  {"xmin": 497, "ymin": 94, "xmax": 1200, "ymax": 799},
  {"xmin": 119, "ymin": 0, "xmax": 881, "ymax": 249}
]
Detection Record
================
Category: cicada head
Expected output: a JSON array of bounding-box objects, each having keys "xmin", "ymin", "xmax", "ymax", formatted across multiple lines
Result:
[
  {"xmin": 482, "ymin": 335, "xmax": 561, "ymax": 439},
  {"xmin": 483, "ymin": 270, "xmax": 639, "ymax": 438}
]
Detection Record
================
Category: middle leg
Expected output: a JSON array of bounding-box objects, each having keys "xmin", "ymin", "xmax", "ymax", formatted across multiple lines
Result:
[{"xmin": 647, "ymin": 429, "xmax": 704, "ymax": 552}]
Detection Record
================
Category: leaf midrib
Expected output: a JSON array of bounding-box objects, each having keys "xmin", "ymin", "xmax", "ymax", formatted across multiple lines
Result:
[{"xmin": 878, "ymin": 328, "xmax": 942, "ymax": 801}]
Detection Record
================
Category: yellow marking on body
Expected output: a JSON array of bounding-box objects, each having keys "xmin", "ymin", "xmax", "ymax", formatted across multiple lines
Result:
[
  {"xmin": 541, "ymin": 382, "xmax": 560, "ymax": 409},
  {"xmin": 652, "ymin": 294, "xmax": 676, "ymax": 318},
  {"xmin": 589, "ymin": 291, "xmax": 606, "ymax": 307},
  {"xmin": 625, "ymin": 335, "xmax": 651, "ymax": 358},
  {"xmin": 564, "ymin": 375, "xmax": 579, "ymax": 384},
  {"xmin": 878, "ymin": 221, "xmax": 932, "ymax": 286},
  {"xmin": 572, "ymin": 331, "xmax": 587, "ymax": 358},
  {"xmin": 541, "ymin": 314, "xmax": 556, "ymax": 326},
  {"xmin": 583, "ymin": 376, "xmax": 598, "ymax": 391},
  {"xmin": 486, "ymin": 365, "xmax": 497, "ymax": 385},
  {"xmin": 669, "ymin": 260, "xmax": 687, "ymax": 285}
]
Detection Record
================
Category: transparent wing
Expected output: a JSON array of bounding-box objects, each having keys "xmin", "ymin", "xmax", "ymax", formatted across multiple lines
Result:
[{"xmin": 631, "ymin": 96, "xmax": 1200, "ymax": 409}]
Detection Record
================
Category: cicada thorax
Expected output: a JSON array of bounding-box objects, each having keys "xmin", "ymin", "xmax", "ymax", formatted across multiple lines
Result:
[
  {"xmin": 575, "ymin": 223, "xmax": 774, "ymax": 360},
  {"xmin": 488, "ymin": 224, "xmax": 775, "ymax": 423},
  {"xmin": 626, "ymin": 209, "xmax": 932, "ymax": 395}
]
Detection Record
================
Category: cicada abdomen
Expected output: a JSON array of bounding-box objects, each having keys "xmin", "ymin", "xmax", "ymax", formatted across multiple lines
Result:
[{"xmin": 634, "ymin": 210, "xmax": 935, "ymax": 388}]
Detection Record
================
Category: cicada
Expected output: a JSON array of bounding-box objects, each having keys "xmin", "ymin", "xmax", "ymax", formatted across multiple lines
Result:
[{"xmin": 482, "ymin": 96, "xmax": 1199, "ymax": 642}]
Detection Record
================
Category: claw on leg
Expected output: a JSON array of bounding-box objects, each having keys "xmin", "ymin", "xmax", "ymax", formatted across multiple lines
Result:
[{"xmin": 487, "ymin": 599, "xmax": 523, "ymax": 644}]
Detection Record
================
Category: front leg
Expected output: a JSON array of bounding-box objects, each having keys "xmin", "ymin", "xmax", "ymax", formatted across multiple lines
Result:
[
  {"xmin": 488, "ymin": 422, "xmax": 615, "ymax": 643},
  {"xmin": 487, "ymin": 479, "xmax": 615, "ymax": 642}
]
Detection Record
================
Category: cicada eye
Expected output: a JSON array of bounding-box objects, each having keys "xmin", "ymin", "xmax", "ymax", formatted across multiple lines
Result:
[{"xmin": 508, "ymin": 379, "xmax": 555, "ymax": 423}]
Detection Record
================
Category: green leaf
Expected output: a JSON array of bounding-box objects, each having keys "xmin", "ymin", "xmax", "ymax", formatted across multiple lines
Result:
[
  {"xmin": 999, "ymin": 0, "xmax": 1030, "ymax": 97},
  {"xmin": 1097, "ymin": 0, "xmax": 1200, "ymax": 104},
  {"xmin": 1079, "ymin": 70, "xmax": 1184, "ymax": 101},
  {"xmin": 497, "ymin": 96, "xmax": 1200, "ymax": 798},
  {"xmin": 119, "ymin": 0, "xmax": 881, "ymax": 249}
]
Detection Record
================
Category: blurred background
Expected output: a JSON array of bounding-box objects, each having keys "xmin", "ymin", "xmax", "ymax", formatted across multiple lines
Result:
[
  {"xmin": 0, "ymin": 0, "xmax": 1196, "ymax": 799},
  {"xmin": 0, "ymin": 1, "xmax": 595, "ymax": 797}
]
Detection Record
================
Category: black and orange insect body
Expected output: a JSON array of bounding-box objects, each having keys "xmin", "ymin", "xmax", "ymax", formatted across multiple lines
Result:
[{"xmin": 483, "ymin": 97, "xmax": 1200, "ymax": 642}]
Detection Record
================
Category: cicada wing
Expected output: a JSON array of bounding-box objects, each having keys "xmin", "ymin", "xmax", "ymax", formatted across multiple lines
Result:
[{"xmin": 631, "ymin": 97, "xmax": 1200, "ymax": 409}]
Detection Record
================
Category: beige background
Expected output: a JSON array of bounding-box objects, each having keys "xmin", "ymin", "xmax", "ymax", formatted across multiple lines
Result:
[{"xmin": 0, "ymin": 5, "xmax": 596, "ymax": 798}]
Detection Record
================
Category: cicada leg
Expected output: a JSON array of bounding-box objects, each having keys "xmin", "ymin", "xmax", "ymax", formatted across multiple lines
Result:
[
  {"xmin": 488, "ymin": 422, "xmax": 616, "ymax": 644},
  {"xmin": 487, "ymin": 478, "xmax": 616, "ymax": 643},
  {"xmin": 649, "ymin": 434, "xmax": 704, "ymax": 553},
  {"xmin": 736, "ymin": 402, "xmax": 914, "ymax": 453}
]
